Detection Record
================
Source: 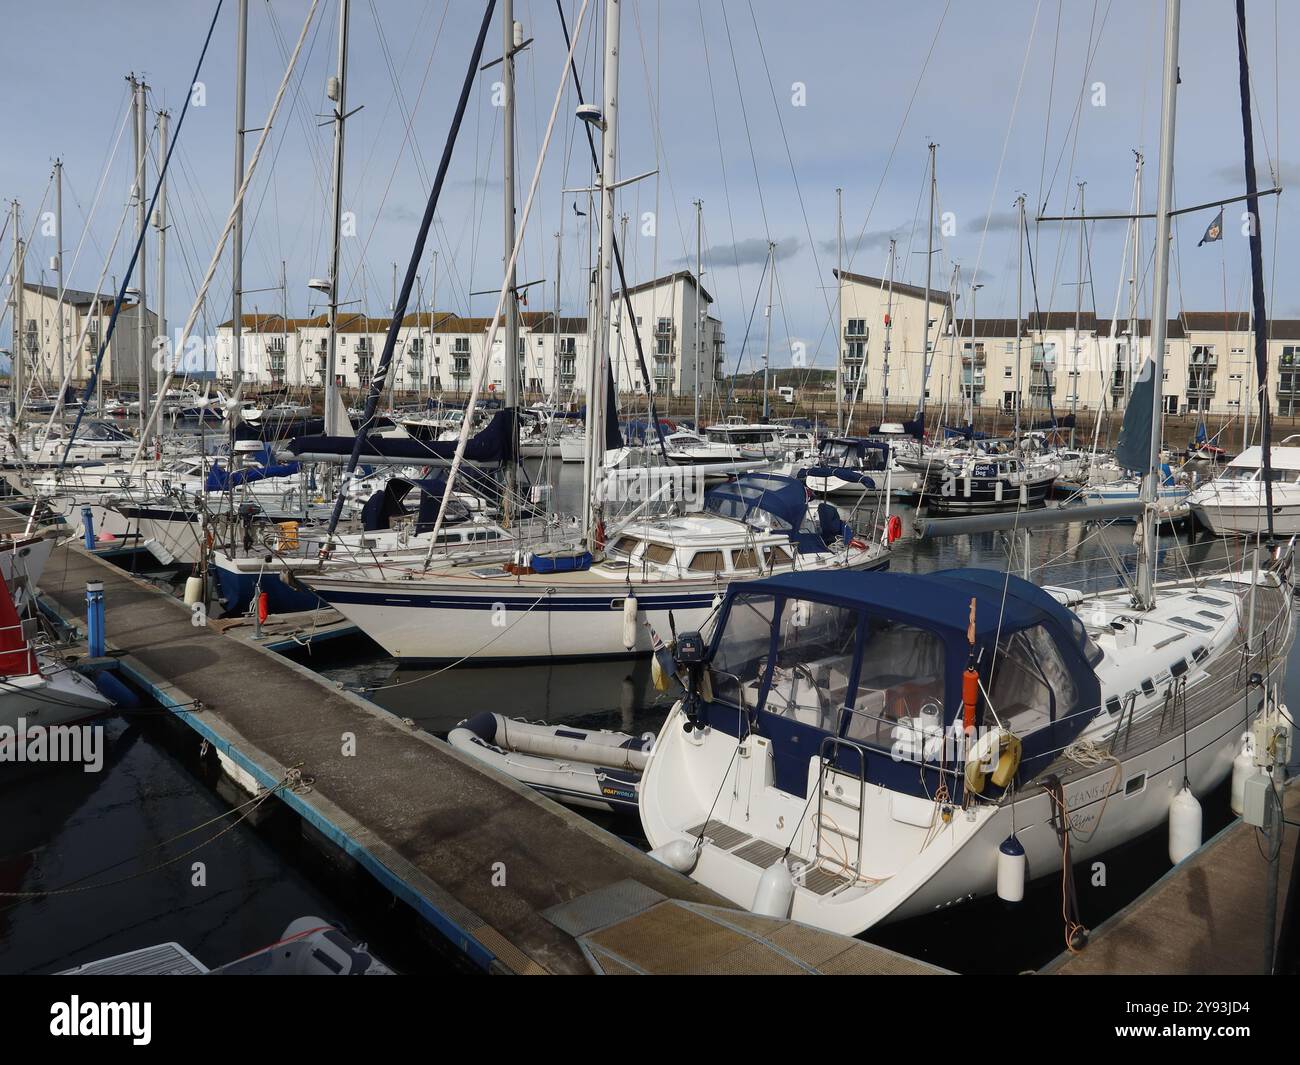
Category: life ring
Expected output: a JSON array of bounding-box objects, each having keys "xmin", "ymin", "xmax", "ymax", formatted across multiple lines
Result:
[
  {"xmin": 886, "ymin": 515, "xmax": 903, "ymax": 544},
  {"xmin": 964, "ymin": 727, "xmax": 1022, "ymax": 795}
]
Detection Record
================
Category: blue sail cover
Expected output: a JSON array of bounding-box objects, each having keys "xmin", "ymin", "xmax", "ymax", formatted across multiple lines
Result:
[
  {"xmin": 702, "ymin": 473, "xmax": 808, "ymax": 534},
  {"xmin": 205, "ymin": 446, "xmax": 301, "ymax": 491},
  {"xmin": 286, "ymin": 407, "xmax": 517, "ymax": 464},
  {"xmin": 361, "ymin": 476, "xmax": 470, "ymax": 532},
  {"xmin": 1115, "ymin": 358, "xmax": 1156, "ymax": 474}
]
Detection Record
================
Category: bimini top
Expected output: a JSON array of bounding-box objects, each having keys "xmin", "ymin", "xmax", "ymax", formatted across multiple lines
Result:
[
  {"xmin": 703, "ymin": 473, "xmax": 808, "ymax": 534},
  {"xmin": 729, "ymin": 566, "xmax": 1097, "ymax": 670}
]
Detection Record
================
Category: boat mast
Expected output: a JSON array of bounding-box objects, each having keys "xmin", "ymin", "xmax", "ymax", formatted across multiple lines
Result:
[
  {"xmin": 1136, "ymin": 0, "xmax": 1180, "ymax": 611},
  {"xmin": 1015, "ymin": 193, "xmax": 1025, "ymax": 452},
  {"xmin": 156, "ymin": 110, "xmax": 169, "ymax": 413},
  {"xmin": 1128, "ymin": 152, "xmax": 1143, "ymax": 407},
  {"xmin": 835, "ymin": 186, "xmax": 842, "ymax": 434},
  {"xmin": 583, "ymin": 0, "xmax": 621, "ymax": 543},
  {"xmin": 502, "ymin": 0, "xmax": 521, "ymax": 518},
  {"xmin": 231, "ymin": 0, "xmax": 247, "ymax": 416},
  {"xmin": 54, "ymin": 160, "xmax": 65, "ymax": 390},
  {"xmin": 881, "ymin": 238, "xmax": 894, "ymax": 426},
  {"xmin": 133, "ymin": 75, "xmax": 150, "ymax": 432},
  {"xmin": 918, "ymin": 142, "xmax": 935, "ymax": 427},
  {"xmin": 324, "ymin": 0, "xmax": 350, "ymax": 435},
  {"xmin": 693, "ymin": 197, "xmax": 702, "ymax": 429},
  {"xmin": 10, "ymin": 199, "xmax": 22, "ymax": 425},
  {"xmin": 1235, "ymin": 0, "xmax": 1274, "ymax": 538},
  {"xmin": 762, "ymin": 240, "xmax": 774, "ymax": 422},
  {"xmin": 1072, "ymin": 180, "xmax": 1084, "ymax": 447}
]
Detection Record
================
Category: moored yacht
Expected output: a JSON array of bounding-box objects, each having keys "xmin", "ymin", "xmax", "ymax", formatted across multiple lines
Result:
[
  {"xmin": 300, "ymin": 473, "xmax": 892, "ymax": 664},
  {"xmin": 1186, "ymin": 439, "xmax": 1300, "ymax": 537},
  {"xmin": 638, "ymin": 559, "xmax": 1294, "ymax": 934}
]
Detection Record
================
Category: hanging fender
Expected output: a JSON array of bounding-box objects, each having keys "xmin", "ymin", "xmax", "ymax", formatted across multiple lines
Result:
[
  {"xmin": 964, "ymin": 727, "xmax": 1022, "ymax": 796},
  {"xmin": 886, "ymin": 514, "xmax": 903, "ymax": 544}
]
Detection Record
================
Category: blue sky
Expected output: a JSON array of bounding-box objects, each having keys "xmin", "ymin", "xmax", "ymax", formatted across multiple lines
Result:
[{"xmin": 1, "ymin": 0, "xmax": 1294, "ymax": 374}]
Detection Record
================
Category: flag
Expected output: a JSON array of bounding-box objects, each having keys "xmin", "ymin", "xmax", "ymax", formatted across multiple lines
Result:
[
  {"xmin": 645, "ymin": 619, "xmax": 681, "ymax": 693},
  {"xmin": 1198, "ymin": 208, "xmax": 1224, "ymax": 246}
]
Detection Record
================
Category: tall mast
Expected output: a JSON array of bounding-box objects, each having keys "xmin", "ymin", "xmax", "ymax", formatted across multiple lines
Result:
[
  {"xmin": 918, "ymin": 142, "xmax": 935, "ymax": 425},
  {"xmin": 1128, "ymin": 152, "xmax": 1143, "ymax": 405},
  {"xmin": 324, "ymin": 0, "xmax": 350, "ymax": 434},
  {"xmin": 1015, "ymin": 193, "xmax": 1025, "ymax": 450},
  {"xmin": 1137, "ymin": 0, "xmax": 1180, "ymax": 610},
  {"xmin": 10, "ymin": 200, "xmax": 22, "ymax": 423},
  {"xmin": 882, "ymin": 238, "xmax": 894, "ymax": 427},
  {"xmin": 693, "ymin": 198, "xmax": 703, "ymax": 428},
  {"xmin": 762, "ymin": 241, "xmax": 774, "ymax": 422},
  {"xmin": 133, "ymin": 75, "xmax": 150, "ymax": 431},
  {"xmin": 583, "ymin": 0, "xmax": 621, "ymax": 541},
  {"xmin": 835, "ymin": 186, "xmax": 842, "ymax": 433},
  {"xmin": 54, "ymin": 160, "xmax": 65, "ymax": 389},
  {"xmin": 231, "ymin": 0, "xmax": 247, "ymax": 408},
  {"xmin": 155, "ymin": 111, "xmax": 169, "ymax": 409},
  {"xmin": 1072, "ymin": 180, "xmax": 1084, "ymax": 447},
  {"xmin": 502, "ymin": 0, "xmax": 520, "ymax": 513}
]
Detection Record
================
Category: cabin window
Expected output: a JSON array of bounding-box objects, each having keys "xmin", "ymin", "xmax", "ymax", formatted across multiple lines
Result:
[
  {"xmin": 688, "ymin": 550, "xmax": 724, "ymax": 573},
  {"xmin": 844, "ymin": 619, "xmax": 946, "ymax": 750},
  {"xmin": 710, "ymin": 593, "xmax": 778, "ymax": 709},
  {"xmin": 642, "ymin": 543, "xmax": 674, "ymax": 565},
  {"xmin": 762, "ymin": 599, "xmax": 861, "ymax": 731},
  {"xmin": 764, "ymin": 545, "xmax": 793, "ymax": 567},
  {"xmin": 731, "ymin": 547, "xmax": 759, "ymax": 571},
  {"xmin": 988, "ymin": 625, "xmax": 1077, "ymax": 734},
  {"xmin": 611, "ymin": 535, "xmax": 640, "ymax": 556}
]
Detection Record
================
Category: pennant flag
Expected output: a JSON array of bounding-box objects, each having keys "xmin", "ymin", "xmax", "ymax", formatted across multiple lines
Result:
[{"xmin": 1198, "ymin": 208, "xmax": 1224, "ymax": 247}]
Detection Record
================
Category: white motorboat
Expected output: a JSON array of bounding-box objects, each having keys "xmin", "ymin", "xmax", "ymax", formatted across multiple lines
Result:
[{"xmin": 1186, "ymin": 439, "xmax": 1300, "ymax": 537}]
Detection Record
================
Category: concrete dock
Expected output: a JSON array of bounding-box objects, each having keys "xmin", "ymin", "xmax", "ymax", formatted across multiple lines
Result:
[
  {"xmin": 33, "ymin": 529, "xmax": 943, "ymax": 975},
  {"xmin": 1046, "ymin": 782, "xmax": 1298, "ymax": 975}
]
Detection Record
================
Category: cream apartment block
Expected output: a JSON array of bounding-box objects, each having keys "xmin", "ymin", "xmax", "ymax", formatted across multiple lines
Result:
[
  {"xmin": 210, "ymin": 271, "xmax": 722, "ymax": 399},
  {"xmin": 8, "ymin": 282, "xmax": 158, "ymax": 388},
  {"xmin": 212, "ymin": 310, "xmax": 589, "ymax": 398},
  {"xmin": 836, "ymin": 270, "xmax": 1300, "ymax": 418},
  {"xmin": 610, "ymin": 270, "xmax": 723, "ymax": 397}
]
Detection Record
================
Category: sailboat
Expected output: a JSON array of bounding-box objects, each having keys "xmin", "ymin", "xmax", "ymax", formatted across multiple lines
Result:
[
  {"xmin": 298, "ymin": 0, "xmax": 892, "ymax": 664},
  {"xmin": 637, "ymin": 0, "xmax": 1295, "ymax": 936}
]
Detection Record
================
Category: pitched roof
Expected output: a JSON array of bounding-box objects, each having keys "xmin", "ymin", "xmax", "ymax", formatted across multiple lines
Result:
[
  {"xmin": 617, "ymin": 270, "xmax": 712, "ymax": 305},
  {"xmin": 834, "ymin": 269, "xmax": 955, "ymax": 308}
]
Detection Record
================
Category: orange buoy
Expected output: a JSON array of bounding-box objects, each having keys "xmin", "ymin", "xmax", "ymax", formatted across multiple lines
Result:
[
  {"xmin": 962, "ymin": 665, "xmax": 979, "ymax": 731},
  {"xmin": 257, "ymin": 591, "xmax": 269, "ymax": 624},
  {"xmin": 886, "ymin": 514, "xmax": 903, "ymax": 543}
]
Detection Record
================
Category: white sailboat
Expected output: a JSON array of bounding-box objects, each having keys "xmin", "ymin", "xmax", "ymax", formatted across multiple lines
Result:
[{"xmin": 637, "ymin": 0, "xmax": 1296, "ymax": 937}]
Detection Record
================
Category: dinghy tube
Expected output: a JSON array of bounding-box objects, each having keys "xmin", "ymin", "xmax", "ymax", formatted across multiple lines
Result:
[{"xmin": 448, "ymin": 712, "xmax": 652, "ymax": 813}]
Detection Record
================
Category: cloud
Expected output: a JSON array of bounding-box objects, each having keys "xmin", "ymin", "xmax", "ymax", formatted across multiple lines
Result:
[
  {"xmin": 1209, "ymin": 160, "xmax": 1295, "ymax": 187},
  {"xmin": 692, "ymin": 236, "xmax": 800, "ymax": 267},
  {"xmin": 969, "ymin": 210, "xmax": 1020, "ymax": 233}
]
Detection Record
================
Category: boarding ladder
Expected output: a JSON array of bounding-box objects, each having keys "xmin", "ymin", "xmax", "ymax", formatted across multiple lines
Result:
[{"xmin": 814, "ymin": 736, "xmax": 869, "ymax": 883}]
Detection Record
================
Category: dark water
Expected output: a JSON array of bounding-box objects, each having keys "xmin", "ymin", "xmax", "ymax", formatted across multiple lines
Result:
[{"xmin": 1, "ymin": 461, "xmax": 1294, "ymax": 974}]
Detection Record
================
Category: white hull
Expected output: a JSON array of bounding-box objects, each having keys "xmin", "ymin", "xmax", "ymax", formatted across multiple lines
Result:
[
  {"xmin": 307, "ymin": 547, "xmax": 889, "ymax": 663},
  {"xmin": 638, "ymin": 574, "xmax": 1293, "ymax": 935}
]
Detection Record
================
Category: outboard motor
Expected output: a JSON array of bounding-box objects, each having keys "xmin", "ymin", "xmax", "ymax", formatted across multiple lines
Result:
[{"xmin": 674, "ymin": 630, "xmax": 708, "ymax": 732}]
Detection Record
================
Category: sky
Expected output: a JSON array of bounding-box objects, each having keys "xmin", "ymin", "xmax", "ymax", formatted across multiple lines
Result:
[{"xmin": 1, "ymin": 0, "xmax": 1295, "ymax": 377}]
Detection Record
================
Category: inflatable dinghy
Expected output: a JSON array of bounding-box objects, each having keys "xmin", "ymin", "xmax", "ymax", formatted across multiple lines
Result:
[{"xmin": 449, "ymin": 712, "xmax": 653, "ymax": 813}]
